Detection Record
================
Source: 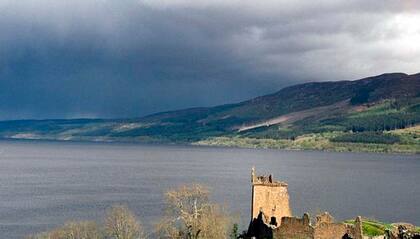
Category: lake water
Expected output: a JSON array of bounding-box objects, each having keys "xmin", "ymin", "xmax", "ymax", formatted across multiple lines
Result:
[{"xmin": 0, "ymin": 140, "xmax": 418, "ymax": 238}]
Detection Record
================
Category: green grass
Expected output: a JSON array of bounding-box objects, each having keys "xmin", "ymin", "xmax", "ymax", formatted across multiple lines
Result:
[
  {"xmin": 344, "ymin": 218, "xmax": 420, "ymax": 236},
  {"xmin": 344, "ymin": 218, "xmax": 393, "ymax": 237}
]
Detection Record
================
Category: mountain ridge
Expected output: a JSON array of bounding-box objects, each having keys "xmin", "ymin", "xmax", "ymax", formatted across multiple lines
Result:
[{"xmin": 0, "ymin": 72, "xmax": 419, "ymax": 154}]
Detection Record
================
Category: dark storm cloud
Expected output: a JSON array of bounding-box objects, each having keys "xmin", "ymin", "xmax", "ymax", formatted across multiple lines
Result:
[{"xmin": 0, "ymin": 0, "xmax": 419, "ymax": 120}]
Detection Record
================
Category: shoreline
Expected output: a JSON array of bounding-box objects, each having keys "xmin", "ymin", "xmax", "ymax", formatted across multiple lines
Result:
[{"xmin": 0, "ymin": 136, "xmax": 418, "ymax": 155}]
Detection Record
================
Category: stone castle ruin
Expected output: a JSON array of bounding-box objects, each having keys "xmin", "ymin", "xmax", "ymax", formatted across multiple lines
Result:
[
  {"xmin": 251, "ymin": 167, "xmax": 292, "ymax": 225},
  {"xmin": 275, "ymin": 213, "xmax": 363, "ymax": 239},
  {"xmin": 247, "ymin": 167, "xmax": 364, "ymax": 239}
]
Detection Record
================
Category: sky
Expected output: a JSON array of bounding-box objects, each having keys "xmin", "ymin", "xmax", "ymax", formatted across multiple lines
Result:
[{"xmin": 1, "ymin": 0, "xmax": 420, "ymax": 120}]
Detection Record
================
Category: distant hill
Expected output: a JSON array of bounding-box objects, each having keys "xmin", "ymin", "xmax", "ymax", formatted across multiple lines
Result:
[{"xmin": 1, "ymin": 72, "xmax": 419, "ymax": 153}]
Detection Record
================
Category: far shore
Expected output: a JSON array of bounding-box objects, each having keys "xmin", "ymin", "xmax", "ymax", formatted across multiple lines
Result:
[{"xmin": 1, "ymin": 136, "xmax": 418, "ymax": 155}]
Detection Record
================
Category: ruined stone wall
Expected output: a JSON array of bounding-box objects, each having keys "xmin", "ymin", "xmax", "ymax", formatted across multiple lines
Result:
[
  {"xmin": 274, "ymin": 214, "xmax": 314, "ymax": 239},
  {"xmin": 315, "ymin": 212, "xmax": 334, "ymax": 225},
  {"xmin": 252, "ymin": 183, "xmax": 291, "ymax": 223},
  {"xmin": 313, "ymin": 223, "xmax": 353, "ymax": 239},
  {"xmin": 272, "ymin": 214, "xmax": 363, "ymax": 239},
  {"xmin": 312, "ymin": 212, "xmax": 362, "ymax": 239},
  {"xmin": 313, "ymin": 215, "xmax": 362, "ymax": 239}
]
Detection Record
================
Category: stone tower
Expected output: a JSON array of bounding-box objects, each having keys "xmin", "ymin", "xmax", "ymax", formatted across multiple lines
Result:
[{"xmin": 251, "ymin": 167, "xmax": 291, "ymax": 224}]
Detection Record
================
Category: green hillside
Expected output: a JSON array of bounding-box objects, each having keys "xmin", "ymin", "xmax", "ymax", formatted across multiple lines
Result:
[{"xmin": 0, "ymin": 72, "xmax": 419, "ymax": 153}]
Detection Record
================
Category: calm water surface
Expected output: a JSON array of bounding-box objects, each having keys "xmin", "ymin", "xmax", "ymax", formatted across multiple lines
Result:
[{"xmin": 0, "ymin": 140, "xmax": 419, "ymax": 238}]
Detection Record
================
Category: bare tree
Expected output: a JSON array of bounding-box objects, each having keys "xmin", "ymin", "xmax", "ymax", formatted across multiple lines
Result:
[
  {"xmin": 26, "ymin": 221, "xmax": 101, "ymax": 239},
  {"xmin": 104, "ymin": 205, "xmax": 146, "ymax": 239},
  {"xmin": 156, "ymin": 184, "xmax": 232, "ymax": 239}
]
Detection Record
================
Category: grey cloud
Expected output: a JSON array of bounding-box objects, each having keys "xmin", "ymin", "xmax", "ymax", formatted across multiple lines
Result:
[{"xmin": 0, "ymin": 0, "xmax": 419, "ymax": 120}]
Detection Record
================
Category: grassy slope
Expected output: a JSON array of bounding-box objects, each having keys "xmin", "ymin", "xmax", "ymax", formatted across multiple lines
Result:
[
  {"xmin": 194, "ymin": 99, "xmax": 420, "ymax": 154},
  {"xmin": 344, "ymin": 218, "xmax": 420, "ymax": 237}
]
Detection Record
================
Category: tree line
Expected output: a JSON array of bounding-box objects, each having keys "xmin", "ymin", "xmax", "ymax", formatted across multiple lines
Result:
[
  {"xmin": 27, "ymin": 184, "xmax": 239, "ymax": 239},
  {"xmin": 345, "ymin": 113, "xmax": 419, "ymax": 133},
  {"xmin": 331, "ymin": 132, "xmax": 401, "ymax": 144}
]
